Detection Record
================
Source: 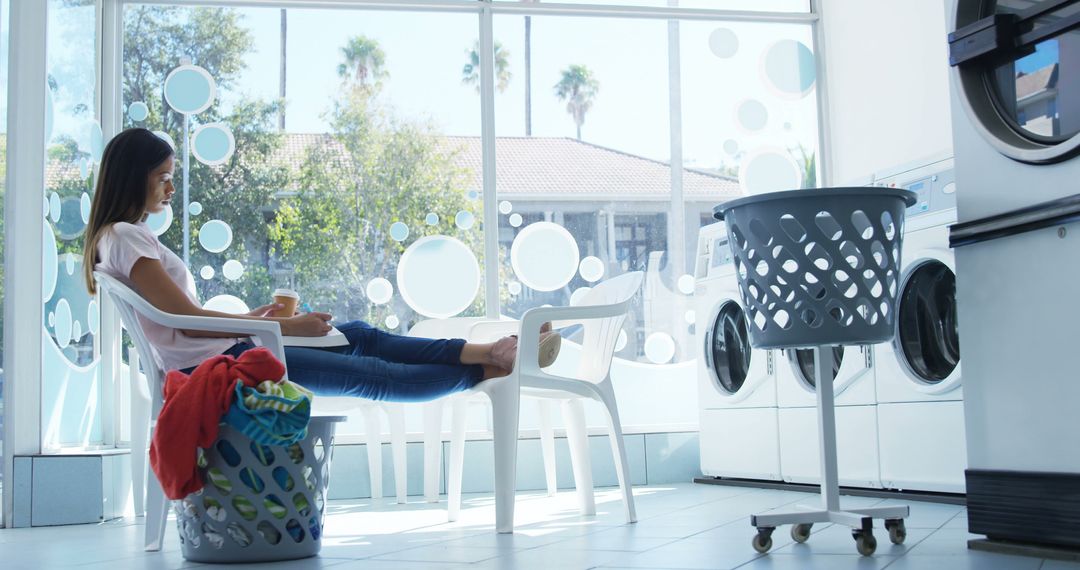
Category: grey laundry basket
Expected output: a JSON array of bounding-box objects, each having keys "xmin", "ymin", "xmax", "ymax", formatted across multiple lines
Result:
[
  {"xmin": 175, "ymin": 415, "xmax": 346, "ymax": 563},
  {"xmin": 713, "ymin": 187, "xmax": 917, "ymax": 350}
]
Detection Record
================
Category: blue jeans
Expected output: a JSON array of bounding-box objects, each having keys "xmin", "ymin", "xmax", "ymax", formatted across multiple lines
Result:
[{"xmin": 181, "ymin": 320, "xmax": 484, "ymax": 403}]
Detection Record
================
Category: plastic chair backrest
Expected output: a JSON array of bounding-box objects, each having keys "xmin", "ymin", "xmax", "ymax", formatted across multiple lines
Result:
[
  {"xmin": 94, "ymin": 271, "xmax": 169, "ymax": 415},
  {"xmin": 576, "ymin": 271, "xmax": 644, "ymax": 382}
]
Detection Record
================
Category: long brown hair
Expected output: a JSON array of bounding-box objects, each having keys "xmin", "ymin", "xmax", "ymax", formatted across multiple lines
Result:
[{"xmin": 83, "ymin": 128, "xmax": 174, "ymax": 294}]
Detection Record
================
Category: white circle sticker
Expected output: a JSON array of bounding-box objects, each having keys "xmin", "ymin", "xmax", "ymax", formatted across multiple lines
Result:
[
  {"xmin": 164, "ymin": 64, "xmax": 216, "ymax": 115},
  {"xmin": 455, "ymin": 211, "xmax": 475, "ymax": 230},
  {"xmin": 510, "ymin": 222, "xmax": 580, "ymax": 292},
  {"xmin": 579, "ymin": 256, "xmax": 605, "ymax": 283},
  {"xmin": 389, "ymin": 222, "xmax": 409, "ymax": 242},
  {"xmin": 145, "ymin": 205, "xmax": 174, "ymax": 236},
  {"xmin": 128, "ymin": 101, "xmax": 149, "ymax": 122},
  {"xmin": 397, "ymin": 236, "xmax": 481, "ymax": 318},
  {"xmin": 677, "ymin": 274, "xmax": 695, "ymax": 295},
  {"xmin": 509, "ymin": 213, "xmax": 523, "ymax": 228},
  {"xmin": 204, "ymin": 294, "xmax": 249, "ymax": 314},
  {"xmin": 199, "ymin": 220, "xmax": 233, "ymax": 253},
  {"xmin": 222, "ymin": 260, "xmax": 245, "ymax": 281},
  {"xmin": 739, "ymin": 148, "xmax": 803, "ymax": 195},
  {"xmin": 385, "ymin": 315, "xmax": 400, "ymax": 329},
  {"xmin": 200, "ymin": 265, "xmax": 215, "ymax": 280},
  {"xmin": 708, "ymin": 28, "xmax": 739, "ymax": 58},
  {"xmin": 644, "ymin": 332, "xmax": 676, "ymax": 364},
  {"xmin": 366, "ymin": 278, "xmax": 394, "ymax": 305},
  {"xmin": 499, "ymin": 201, "xmax": 513, "ymax": 215},
  {"xmin": 191, "ymin": 122, "xmax": 236, "ymax": 166}
]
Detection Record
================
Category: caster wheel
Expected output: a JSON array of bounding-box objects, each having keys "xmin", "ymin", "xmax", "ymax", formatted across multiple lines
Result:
[
  {"xmin": 752, "ymin": 528, "xmax": 774, "ymax": 554},
  {"xmin": 885, "ymin": 519, "xmax": 907, "ymax": 545},
  {"xmin": 791, "ymin": 523, "xmax": 812, "ymax": 543},
  {"xmin": 854, "ymin": 532, "xmax": 877, "ymax": 556}
]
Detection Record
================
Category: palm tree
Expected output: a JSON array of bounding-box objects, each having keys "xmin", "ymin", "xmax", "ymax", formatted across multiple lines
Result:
[
  {"xmin": 462, "ymin": 40, "xmax": 512, "ymax": 94},
  {"xmin": 553, "ymin": 64, "xmax": 599, "ymax": 141},
  {"xmin": 522, "ymin": 0, "xmax": 540, "ymax": 136},
  {"xmin": 279, "ymin": 8, "xmax": 287, "ymax": 130},
  {"xmin": 337, "ymin": 35, "xmax": 388, "ymax": 89}
]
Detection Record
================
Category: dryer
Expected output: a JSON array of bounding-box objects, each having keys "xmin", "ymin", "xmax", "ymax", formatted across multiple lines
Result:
[
  {"xmin": 695, "ymin": 222, "xmax": 782, "ymax": 481},
  {"xmin": 871, "ymin": 157, "xmax": 966, "ymax": 494}
]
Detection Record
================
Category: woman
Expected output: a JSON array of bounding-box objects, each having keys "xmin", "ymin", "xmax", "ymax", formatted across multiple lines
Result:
[{"xmin": 83, "ymin": 128, "xmax": 559, "ymax": 401}]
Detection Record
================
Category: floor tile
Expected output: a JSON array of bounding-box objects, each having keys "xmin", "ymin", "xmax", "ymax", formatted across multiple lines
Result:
[
  {"xmin": 601, "ymin": 537, "xmax": 766, "ymax": 569},
  {"xmin": 881, "ymin": 551, "xmax": 1043, "ymax": 569}
]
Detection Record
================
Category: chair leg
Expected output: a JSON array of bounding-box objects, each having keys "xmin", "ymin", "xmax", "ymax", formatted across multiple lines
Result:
[
  {"xmin": 423, "ymin": 400, "xmax": 444, "ymax": 503},
  {"xmin": 447, "ymin": 397, "xmax": 469, "ymax": 522},
  {"xmin": 129, "ymin": 350, "xmax": 150, "ymax": 517},
  {"xmin": 599, "ymin": 383, "xmax": 637, "ymax": 523},
  {"xmin": 144, "ymin": 444, "xmax": 170, "ymax": 551},
  {"xmin": 537, "ymin": 399, "xmax": 558, "ymax": 497},
  {"xmin": 489, "ymin": 380, "xmax": 521, "ymax": 533},
  {"xmin": 562, "ymin": 399, "xmax": 596, "ymax": 516},
  {"xmin": 363, "ymin": 410, "xmax": 383, "ymax": 500},
  {"xmin": 386, "ymin": 403, "xmax": 408, "ymax": 504}
]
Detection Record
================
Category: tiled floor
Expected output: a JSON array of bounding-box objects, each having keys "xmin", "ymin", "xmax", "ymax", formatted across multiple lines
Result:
[{"xmin": 2, "ymin": 483, "xmax": 1078, "ymax": 569}]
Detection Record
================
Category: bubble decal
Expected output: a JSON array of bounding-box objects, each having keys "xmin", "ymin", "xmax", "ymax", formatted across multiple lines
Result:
[
  {"xmin": 677, "ymin": 274, "xmax": 695, "ymax": 295},
  {"xmin": 191, "ymin": 123, "xmax": 235, "ymax": 166},
  {"xmin": 762, "ymin": 39, "xmax": 816, "ymax": 97},
  {"xmin": 508, "ymin": 281, "xmax": 522, "ymax": 296},
  {"xmin": 188, "ymin": 201, "xmax": 203, "ymax": 216},
  {"xmin": 389, "ymin": 222, "xmax": 409, "ymax": 242},
  {"xmin": 164, "ymin": 64, "xmax": 216, "ymax": 115},
  {"xmin": 397, "ymin": 236, "xmax": 481, "ymax": 318},
  {"xmin": 43, "ymin": 221, "xmax": 58, "ymax": 300},
  {"xmin": 153, "ymin": 130, "xmax": 176, "ymax": 150},
  {"xmin": 739, "ymin": 148, "xmax": 802, "ymax": 195},
  {"xmin": 509, "ymin": 213, "xmax": 523, "ymax": 228},
  {"xmin": 204, "ymin": 295, "xmax": 249, "ymax": 314},
  {"xmin": 88, "ymin": 300, "xmax": 100, "ymax": 335},
  {"xmin": 128, "ymin": 101, "xmax": 149, "ymax": 122},
  {"xmin": 49, "ymin": 192, "xmax": 62, "ymax": 223},
  {"xmin": 570, "ymin": 287, "xmax": 592, "ymax": 306},
  {"xmin": 685, "ymin": 310, "xmax": 697, "ymax": 324},
  {"xmin": 579, "ymin": 256, "xmax": 605, "ymax": 283},
  {"xmin": 644, "ymin": 332, "xmax": 676, "ymax": 364},
  {"xmin": 89, "ymin": 121, "xmax": 104, "ymax": 163},
  {"xmin": 73, "ymin": 321, "xmax": 83, "ymax": 341},
  {"xmin": 80, "ymin": 193, "xmax": 91, "ymax": 224},
  {"xmin": 510, "ymin": 222, "xmax": 580, "ymax": 292},
  {"xmin": 708, "ymin": 28, "xmax": 739, "ymax": 58},
  {"xmin": 384, "ymin": 315, "xmax": 400, "ymax": 329},
  {"xmin": 615, "ymin": 329, "xmax": 628, "ymax": 352},
  {"xmin": 79, "ymin": 158, "xmax": 89, "ymax": 179},
  {"xmin": 145, "ymin": 205, "xmax": 174, "ymax": 236},
  {"xmin": 723, "ymin": 139, "xmax": 739, "ymax": 156},
  {"xmin": 222, "ymin": 260, "xmax": 245, "ymax": 281},
  {"xmin": 54, "ymin": 299, "xmax": 73, "ymax": 349},
  {"xmin": 425, "ymin": 213, "xmax": 439, "ymax": 226},
  {"xmin": 498, "ymin": 201, "xmax": 513, "ymax": 214},
  {"xmin": 455, "ymin": 211, "xmax": 475, "ymax": 230},
  {"xmin": 199, "ymin": 220, "xmax": 233, "ymax": 253},
  {"xmin": 366, "ymin": 278, "xmax": 393, "ymax": 305},
  {"xmin": 466, "ymin": 189, "xmax": 480, "ymax": 201},
  {"xmin": 736, "ymin": 99, "xmax": 768, "ymax": 132},
  {"xmin": 56, "ymin": 197, "xmax": 87, "ymax": 240}
]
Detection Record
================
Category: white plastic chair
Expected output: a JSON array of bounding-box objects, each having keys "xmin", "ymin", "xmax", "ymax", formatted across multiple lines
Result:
[
  {"xmin": 446, "ymin": 271, "xmax": 644, "ymax": 532},
  {"xmin": 94, "ymin": 272, "xmax": 407, "ymax": 552}
]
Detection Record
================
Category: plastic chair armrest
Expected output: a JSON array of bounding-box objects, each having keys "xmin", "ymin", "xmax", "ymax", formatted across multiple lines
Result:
[{"xmin": 145, "ymin": 313, "xmax": 286, "ymax": 364}]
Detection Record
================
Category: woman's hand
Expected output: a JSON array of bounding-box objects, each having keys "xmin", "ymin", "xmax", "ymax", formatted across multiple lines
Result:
[
  {"xmin": 280, "ymin": 312, "xmax": 333, "ymax": 336},
  {"xmin": 247, "ymin": 303, "xmax": 284, "ymax": 317}
]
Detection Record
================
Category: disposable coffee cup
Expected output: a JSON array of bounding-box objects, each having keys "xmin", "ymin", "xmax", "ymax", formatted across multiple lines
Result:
[{"xmin": 271, "ymin": 288, "xmax": 299, "ymax": 318}]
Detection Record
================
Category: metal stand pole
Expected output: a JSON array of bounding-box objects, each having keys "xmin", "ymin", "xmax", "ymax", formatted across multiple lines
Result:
[{"xmin": 814, "ymin": 345, "xmax": 841, "ymax": 513}]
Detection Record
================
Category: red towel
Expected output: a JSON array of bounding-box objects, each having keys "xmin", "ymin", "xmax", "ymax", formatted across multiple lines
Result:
[{"xmin": 149, "ymin": 347, "xmax": 286, "ymax": 500}]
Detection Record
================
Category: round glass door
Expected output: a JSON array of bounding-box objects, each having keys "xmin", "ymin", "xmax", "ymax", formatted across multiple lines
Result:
[
  {"xmin": 951, "ymin": 0, "xmax": 1080, "ymax": 162},
  {"xmin": 897, "ymin": 261, "xmax": 960, "ymax": 383},
  {"xmin": 709, "ymin": 301, "xmax": 751, "ymax": 395},
  {"xmin": 793, "ymin": 347, "xmax": 843, "ymax": 388}
]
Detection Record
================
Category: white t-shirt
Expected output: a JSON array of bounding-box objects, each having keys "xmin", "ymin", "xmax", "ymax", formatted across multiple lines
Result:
[{"xmin": 96, "ymin": 221, "xmax": 239, "ymax": 371}]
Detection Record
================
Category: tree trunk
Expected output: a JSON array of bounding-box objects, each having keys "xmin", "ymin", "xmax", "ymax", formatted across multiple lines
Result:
[
  {"xmin": 279, "ymin": 8, "xmax": 287, "ymax": 131},
  {"xmin": 525, "ymin": 15, "xmax": 532, "ymax": 136},
  {"xmin": 576, "ymin": 123, "xmax": 581, "ymax": 141}
]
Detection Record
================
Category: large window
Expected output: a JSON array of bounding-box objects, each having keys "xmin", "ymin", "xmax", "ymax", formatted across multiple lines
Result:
[
  {"xmin": 105, "ymin": 1, "xmax": 821, "ymax": 434},
  {"xmin": 0, "ymin": 0, "xmax": 9, "ymax": 525}
]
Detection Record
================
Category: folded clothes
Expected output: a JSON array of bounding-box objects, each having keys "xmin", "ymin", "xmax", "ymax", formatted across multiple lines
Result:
[{"xmin": 223, "ymin": 378, "xmax": 313, "ymax": 447}]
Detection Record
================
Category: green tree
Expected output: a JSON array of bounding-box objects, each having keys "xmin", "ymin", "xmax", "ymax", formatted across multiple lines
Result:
[
  {"xmin": 462, "ymin": 40, "xmax": 512, "ymax": 94},
  {"xmin": 554, "ymin": 64, "xmax": 600, "ymax": 141},
  {"xmin": 337, "ymin": 35, "xmax": 388, "ymax": 90}
]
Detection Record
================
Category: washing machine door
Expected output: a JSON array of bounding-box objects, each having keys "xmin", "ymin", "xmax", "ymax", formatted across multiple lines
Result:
[
  {"xmin": 950, "ymin": 0, "xmax": 1080, "ymax": 163},
  {"xmin": 895, "ymin": 255, "xmax": 962, "ymax": 393},
  {"xmin": 787, "ymin": 345, "xmax": 870, "ymax": 396},
  {"xmin": 703, "ymin": 297, "xmax": 771, "ymax": 403}
]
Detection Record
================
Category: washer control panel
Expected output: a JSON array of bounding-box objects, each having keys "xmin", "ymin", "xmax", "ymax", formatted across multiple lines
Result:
[{"xmin": 869, "ymin": 156, "xmax": 957, "ymax": 219}]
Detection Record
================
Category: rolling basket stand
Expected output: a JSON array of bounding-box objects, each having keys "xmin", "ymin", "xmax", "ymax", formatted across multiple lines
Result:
[{"xmin": 714, "ymin": 187, "xmax": 917, "ymax": 557}]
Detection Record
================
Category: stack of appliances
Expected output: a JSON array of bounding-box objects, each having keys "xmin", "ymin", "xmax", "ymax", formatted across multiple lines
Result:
[
  {"xmin": 870, "ymin": 156, "xmax": 966, "ymax": 494},
  {"xmin": 695, "ymin": 222, "xmax": 782, "ymax": 481}
]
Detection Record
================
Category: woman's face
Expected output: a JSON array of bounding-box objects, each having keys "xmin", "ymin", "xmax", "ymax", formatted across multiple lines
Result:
[{"xmin": 144, "ymin": 155, "xmax": 176, "ymax": 216}]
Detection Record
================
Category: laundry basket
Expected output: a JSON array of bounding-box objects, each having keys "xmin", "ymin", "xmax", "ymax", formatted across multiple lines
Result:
[
  {"xmin": 713, "ymin": 187, "xmax": 917, "ymax": 350},
  {"xmin": 175, "ymin": 415, "xmax": 346, "ymax": 563}
]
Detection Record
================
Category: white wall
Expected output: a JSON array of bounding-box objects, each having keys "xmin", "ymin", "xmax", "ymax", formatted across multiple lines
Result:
[{"xmin": 821, "ymin": 0, "xmax": 954, "ymax": 183}]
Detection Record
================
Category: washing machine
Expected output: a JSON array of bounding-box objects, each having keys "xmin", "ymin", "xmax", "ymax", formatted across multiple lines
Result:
[
  {"xmin": 871, "ymin": 157, "xmax": 967, "ymax": 494},
  {"xmin": 695, "ymin": 222, "xmax": 782, "ymax": 481},
  {"xmin": 775, "ymin": 339, "xmax": 881, "ymax": 488},
  {"xmin": 948, "ymin": 0, "xmax": 1080, "ymax": 548}
]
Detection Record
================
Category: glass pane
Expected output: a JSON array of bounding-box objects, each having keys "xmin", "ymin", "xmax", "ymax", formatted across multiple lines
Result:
[
  {"xmin": 43, "ymin": 0, "xmax": 102, "ymax": 451},
  {"xmin": 122, "ymin": 5, "xmax": 484, "ymax": 437},
  {"xmin": 990, "ymin": 1, "xmax": 1080, "ymax": 141},
  {"xmin": 898, "ymin": 261, "xmax": 959, "ymax": 383},
  {"xmin": 495, "ymin": 0, "xmax": 810, "ymax": 12},
  {"xmin": 0, "ymin": 0, "xmax": 9, "ymax": 525},
  {"xmin": 710, "ymin": 301, "xmax": 750, "ymax": 395}
]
